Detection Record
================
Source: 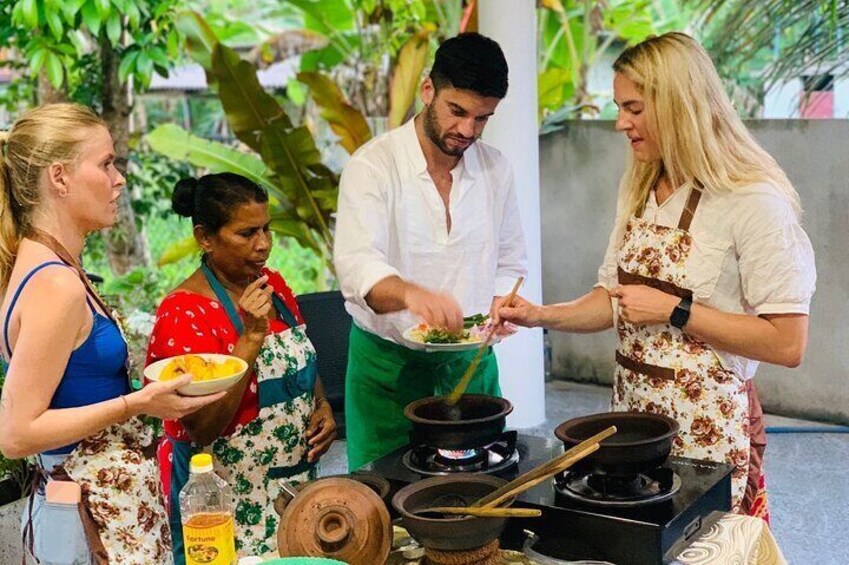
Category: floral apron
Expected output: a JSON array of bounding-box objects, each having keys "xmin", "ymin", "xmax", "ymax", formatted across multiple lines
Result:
[
  {"xmin": 612, "ymin": 187, "xmax": 769, "ymax": 519},
  {"xmin": 19, "ymin": 230, "xmax": 173, "ymax": 564},
  {"xmin": 29, "ymin": 419, "xmax": 174, "ymax": 564},
  {"xmin": 166, "ymin": 265, "xmax": 317, "ymax": 562}
]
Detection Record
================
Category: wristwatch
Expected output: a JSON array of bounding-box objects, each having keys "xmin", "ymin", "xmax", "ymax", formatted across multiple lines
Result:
[{"xmin": 670, "ymin": 296, "xmax": 692, "ymax": 329}]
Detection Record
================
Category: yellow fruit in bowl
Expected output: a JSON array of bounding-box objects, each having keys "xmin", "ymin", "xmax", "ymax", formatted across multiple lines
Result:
[{"xmin": 159, "ymin": 355, "xmax": 240, "ymax": 382}]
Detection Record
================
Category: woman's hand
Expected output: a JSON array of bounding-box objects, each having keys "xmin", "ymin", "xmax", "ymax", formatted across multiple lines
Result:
[
  {"xmin": 130, "ymin": 375, "xmax": 226, "ymax": 420},
  {"xmin": 306, "ymin": 398, "xmax": 337, "ymax": 463},
  {"xmin": 610, "ymin": 285, "xmax": 679, "ymax": 326},
  {"xmin": 494, "ymin": 294, "xmax": 543, "ymax": 328},
  {"xmin": 240, "ymin": 275, "xmax": 274, "ymax": 340}
]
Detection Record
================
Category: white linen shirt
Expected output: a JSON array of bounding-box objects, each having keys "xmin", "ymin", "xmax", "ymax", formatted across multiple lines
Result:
[
  {"xmin": 334, "ymin": 118, "xmax": 528, "ymax": 344},
  {"xmin": 597, "ymin": 181, "xmax": 817, "ymax": 380}
]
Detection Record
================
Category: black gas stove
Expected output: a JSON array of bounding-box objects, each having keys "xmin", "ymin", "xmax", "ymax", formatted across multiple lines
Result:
[{"xmin": 362, "ymin": 431, "xmax": 733, "ymax": 565}]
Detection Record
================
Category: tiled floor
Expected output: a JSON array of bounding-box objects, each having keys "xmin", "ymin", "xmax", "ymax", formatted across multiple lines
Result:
[{"xmin": 321, "ymin": 380, "xmax": 849, "ymax": 564}]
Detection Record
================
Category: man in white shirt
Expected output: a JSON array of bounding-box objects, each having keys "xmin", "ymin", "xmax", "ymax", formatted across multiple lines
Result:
[{"xmin": 334, "ymin": 33, "xmax": 527, "ymax": 470}]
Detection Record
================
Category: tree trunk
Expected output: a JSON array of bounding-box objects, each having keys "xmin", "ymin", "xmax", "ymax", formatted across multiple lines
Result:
[
  {"xmin": 37, "ymin": 70, "xmax": 67, "ymax": 104},
  {"xmin": 99, "ymin": 38, "xmax": 149, "ymax": 275}
]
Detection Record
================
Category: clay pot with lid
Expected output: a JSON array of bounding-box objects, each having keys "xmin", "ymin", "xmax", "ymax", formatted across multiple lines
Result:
[{"xmin": 276, "ymin": 477, "xmax": 391, "ymax": 565}]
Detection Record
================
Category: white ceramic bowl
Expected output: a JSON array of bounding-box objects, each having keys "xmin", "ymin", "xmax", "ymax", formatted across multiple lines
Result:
[{"xmin": 143, "ymin": 354, "xmax": 249, "ymax": 397}]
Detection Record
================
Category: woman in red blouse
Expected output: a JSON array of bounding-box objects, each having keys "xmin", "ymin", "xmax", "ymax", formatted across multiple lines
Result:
[{"xmin": 146, "ymin": 172, "xmax": 336, "ymax": 561}]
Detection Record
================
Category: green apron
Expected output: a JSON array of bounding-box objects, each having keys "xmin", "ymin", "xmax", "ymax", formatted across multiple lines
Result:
[{"xmin": 345, "ymin": 324, "xmax": 501, "ymax": 470}]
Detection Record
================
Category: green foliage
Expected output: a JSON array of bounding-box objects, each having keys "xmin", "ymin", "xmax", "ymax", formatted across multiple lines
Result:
[
  {"xmin": 685, "ymin": 0, "xmax": 849, "ymax": 117},
  {"xmin": 3, "ymin": 0, "xmax": 182, "ymax": 93},
  {"xmin": 158, "ymin": 12, "xmax": 338, "ymax": 275},
  {"xmin": 127, "ymin": 144, "xmax": 196, "ymax": 220},
  {"xmin": 538, "ymin": 0, "xmax": 692, "ymax": 128}
]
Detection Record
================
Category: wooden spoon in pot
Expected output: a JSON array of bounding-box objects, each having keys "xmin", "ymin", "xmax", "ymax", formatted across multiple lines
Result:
[
  {"xmin": 414, "ymin": 506, "xmax": 542, "ymax": 519},
  {"xmin": 444, "ymin": 276, "xmax": 524, "ymax": 420}
]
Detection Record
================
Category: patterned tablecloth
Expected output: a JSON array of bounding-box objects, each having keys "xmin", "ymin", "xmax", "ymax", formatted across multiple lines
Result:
[
  {"xmin": 673, "ymin": 513, "xmax": 787, "ymax": 565},
  {"xmin": 385, "ymin": 513, "xmax": 787, "ymax": 565}
]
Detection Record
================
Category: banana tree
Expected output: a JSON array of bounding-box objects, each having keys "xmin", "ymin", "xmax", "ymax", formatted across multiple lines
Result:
[
  {"xmin": 149, "ymin": 12, "xmax": 338, "ymax": 274},
  {"xmin": 287, "ymin": 0, "xmax": 461, "ymax": 119}
]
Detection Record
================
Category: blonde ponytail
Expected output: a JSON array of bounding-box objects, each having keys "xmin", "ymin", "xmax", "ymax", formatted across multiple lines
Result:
[
  {"xmin": 0, "ymin": 104, "xmax": 106, "ymax": 288},
  {"xmin": 0, "ymin": 132, "xmax": 18, "ymax": 288}
]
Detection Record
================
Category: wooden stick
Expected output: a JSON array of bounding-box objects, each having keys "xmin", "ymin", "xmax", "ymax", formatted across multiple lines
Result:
[
  {"xmin": 445, "ymin": 276, "xmax": 524, "ymax": 406},
  {"xmin": 417, "ymin": 506, "xmax": 542, "ymax": 518},
  {"xmin": 472, "ymin": 425, "xmax": 617, "ymax": 508},
  {"xmin": 480, "ymin": 441, "xmax": 601, "ymax": 509}
]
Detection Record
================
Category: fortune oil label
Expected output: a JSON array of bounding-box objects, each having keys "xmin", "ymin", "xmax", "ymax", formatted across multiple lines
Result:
[{"xmin": 183, "ymin": 512, "xmax": 236, "ymax": 565}]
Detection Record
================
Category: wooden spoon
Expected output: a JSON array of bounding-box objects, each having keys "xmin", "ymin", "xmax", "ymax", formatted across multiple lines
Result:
[
  {"xmin": 472, "ymin": 425, "xmax": 617, "ymax": 508},
  {"xmin": 415, "ymin": 506, "xmax": 542, "ymax": 518},
  {"xmin": 444, "ymin": 276, "xmax": 525, "ymax": 418}
]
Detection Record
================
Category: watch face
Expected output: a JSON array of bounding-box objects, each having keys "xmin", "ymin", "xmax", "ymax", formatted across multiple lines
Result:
[{"xmin": 670, "ymin": 300, "xmax": 692, "ymax": 329}]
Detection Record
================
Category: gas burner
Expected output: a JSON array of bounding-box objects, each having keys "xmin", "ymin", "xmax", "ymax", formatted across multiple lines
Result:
[
  {"xmin": 436, "ymin": 448, "xmax": 484, "ymax": 464},
  {"xmin": 556, "ymin": 467, "xmax": 681, "ymax": 507},
  {"xmin": 402, "ymin": 431, "xmax": 520, "ymax": 476}
]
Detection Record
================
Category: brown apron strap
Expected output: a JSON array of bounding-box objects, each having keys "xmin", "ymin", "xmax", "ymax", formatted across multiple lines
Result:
[
  {"xmin": 677, "ymin": 186, "xmax": 703, "ymax": 231},
  {"xmin": 22, "ymin": 467, "xmax": 48, "ymax": 565},
  {"xmin": 77, "ymin": 490, "xmax": 109, "ymax": 564},
  {"xmin": 22, "ymin": 462, "xmax": 109, "ymax": 564},
  {"xmin": 743, "ymin": 379, "xmax": 768, "ymax": 514},
  {"xmin": 26, "ymin": 229, "xmax": 115, "ymax": 323},
  {"xmin": 615, "ymin": 351, "xmax": 675, "ymax": 382},
  {"xmin": 617, "ymin": 267, "xmax": 693, "ymax": 300}
]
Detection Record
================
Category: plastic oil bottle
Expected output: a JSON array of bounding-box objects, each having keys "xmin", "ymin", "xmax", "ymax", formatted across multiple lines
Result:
[{"xmin": 180, "ymin": 453, "xmax": 237, "ymax": 565}]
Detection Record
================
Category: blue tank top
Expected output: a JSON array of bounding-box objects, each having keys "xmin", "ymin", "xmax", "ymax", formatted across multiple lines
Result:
[{"xmin": 3, "ymin": 262, "xmax": 130, "ymax": 454}]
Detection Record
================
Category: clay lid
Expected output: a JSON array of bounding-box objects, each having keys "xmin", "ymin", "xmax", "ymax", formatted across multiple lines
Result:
[{"xmin": 277, "ymin": 477, "xmax": 391, "ymax": 565}]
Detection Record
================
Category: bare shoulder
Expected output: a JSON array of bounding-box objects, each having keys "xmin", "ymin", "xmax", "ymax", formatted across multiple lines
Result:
[{"xmin": 17, "ymin": 265, "xmax": 87, "ymax": 318}]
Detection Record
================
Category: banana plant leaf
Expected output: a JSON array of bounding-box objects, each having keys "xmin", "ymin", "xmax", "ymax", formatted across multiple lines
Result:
[
  {"xmin": 158, "ymin": 235, "xmax": 199, "ymax": 266},
  {"xmin": 388, "ymin": 30, "xmax": 430, "ymax": 129},
  {"xmin": 176, "ymin": 11, "xmax": 337, "ymax": 275},
  {"xmin": 297, "ymin": 71, "xmax": 372, "ymax": 154},
  {"xmin": 146, "ymin": 124, "xmax": 277, "ymax": 197}
]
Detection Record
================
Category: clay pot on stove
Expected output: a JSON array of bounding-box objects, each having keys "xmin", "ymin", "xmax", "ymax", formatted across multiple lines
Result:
[
  {"xmin": 555, "ymin": 411, "xmax": 680, "ymax": 477},
  {"xmin": 392, "ymin": 474, "xmax": 512, "ymax": 551},
  {"xmin": 404, "ymin": 395, "xmax": 513, "ymax": 450}
]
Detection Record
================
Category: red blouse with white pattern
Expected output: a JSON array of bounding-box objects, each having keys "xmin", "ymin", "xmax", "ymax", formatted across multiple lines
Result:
[{"xmin": 145, "ymin": 268, "xmax": 304, "ymax": 441}]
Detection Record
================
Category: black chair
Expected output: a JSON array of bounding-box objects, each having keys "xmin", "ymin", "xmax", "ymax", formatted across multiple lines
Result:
[{"xmin": 296, "ymin": 290, "xmax": 351, "ymax": 439}]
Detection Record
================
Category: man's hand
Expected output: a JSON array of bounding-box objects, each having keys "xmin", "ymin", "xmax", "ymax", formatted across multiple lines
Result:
[
  {"xmin": 404, "ymin": 285, "xmax": 463, "ymax": 331},
  {"xmin": 610, "ymin": 285, "xmax": 679, "ymax": 326}
]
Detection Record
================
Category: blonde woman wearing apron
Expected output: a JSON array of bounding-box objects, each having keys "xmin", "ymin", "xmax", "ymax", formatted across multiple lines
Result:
[
  {"xmin": 0, "ymin": 104, "xmax": 219, "ymax": 563},
  {"xmin": 146, "ymin": 173, "xmax": 337, "ymax": 562},
  {"xmin": 495, "ymin": 33, "xmax": 815, "ymax": 522}
]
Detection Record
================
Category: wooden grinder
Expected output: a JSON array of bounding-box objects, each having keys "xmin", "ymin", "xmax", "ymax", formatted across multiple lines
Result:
[{"xmin": 277, "ymin": 477, "xmax": 391, "ymax": 565}]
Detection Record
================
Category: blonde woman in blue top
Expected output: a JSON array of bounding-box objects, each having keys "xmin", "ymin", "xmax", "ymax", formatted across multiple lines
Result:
[{"xmin": 0, "ymin": 103, "xmax": 220, "ymax": 563}]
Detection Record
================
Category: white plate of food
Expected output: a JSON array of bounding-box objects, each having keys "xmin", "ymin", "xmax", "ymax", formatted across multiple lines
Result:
[
  {"xmin": 401, "ymin": 314, "xmax": 509, "ymax": 352},
  {"xmin": 144, "ymin": 353, "xmax": 248, "ymax": 396}
]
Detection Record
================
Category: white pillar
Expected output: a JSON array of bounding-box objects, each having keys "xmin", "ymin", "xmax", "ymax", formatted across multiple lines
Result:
[{"xmin": 479, "ymin": 1, "xmax": 545, "ymax": 428}]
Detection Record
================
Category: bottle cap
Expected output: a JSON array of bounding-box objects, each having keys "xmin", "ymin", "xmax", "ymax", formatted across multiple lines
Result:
[{"xmin": 190, "ymin": 453, "xmax": 214, "ymax": 473}]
